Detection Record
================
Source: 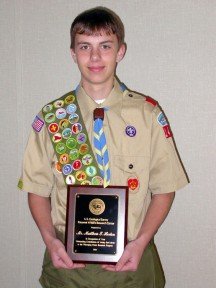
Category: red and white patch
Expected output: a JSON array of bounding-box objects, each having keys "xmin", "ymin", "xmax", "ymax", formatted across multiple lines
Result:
[
  {"xmin": 145, "ymin": 96, "xmax": 157, "ymax": 107},
  {"xmin": 163, "ymin": 125, "xmax": 172, "ymax": 138}
]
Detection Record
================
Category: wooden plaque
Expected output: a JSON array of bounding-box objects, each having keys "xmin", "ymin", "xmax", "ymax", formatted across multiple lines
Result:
[{"xmin": 65, "ymin": 185, "xmax": 128, "ymax": 264}]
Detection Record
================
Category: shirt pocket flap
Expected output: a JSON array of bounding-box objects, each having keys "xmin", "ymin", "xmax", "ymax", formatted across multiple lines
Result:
[{"xmin": 114, "ymin": 155, "xmax": 149, "ymax": 173}]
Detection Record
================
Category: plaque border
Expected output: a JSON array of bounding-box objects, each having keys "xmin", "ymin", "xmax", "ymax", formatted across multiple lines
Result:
[{"xmin": 65, "ymin": 185, "xmax": 128, "ymax": 264}]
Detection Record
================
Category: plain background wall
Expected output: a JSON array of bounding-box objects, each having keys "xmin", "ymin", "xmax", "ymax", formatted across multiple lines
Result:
[{"xmin": 1, "ymin": 0, "xmax": 215, "ymax": 287}]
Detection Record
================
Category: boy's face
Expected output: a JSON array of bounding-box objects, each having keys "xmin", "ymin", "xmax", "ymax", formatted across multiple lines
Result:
[{"xmin": 71, "ymin": 30, "xmax": 125, "ymax": 87}]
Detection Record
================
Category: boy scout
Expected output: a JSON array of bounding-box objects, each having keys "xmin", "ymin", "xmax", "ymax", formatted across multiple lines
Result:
[{"xmin": 18, "ymin": 6, "xmax": 188, "ymax": 288}]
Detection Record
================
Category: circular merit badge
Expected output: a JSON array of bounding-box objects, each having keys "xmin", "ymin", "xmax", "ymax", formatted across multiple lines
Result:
[
  {"xmin": 48, "ymin": 123, "xmax": 59, "ymax": 134},
  {"xmin": 52, "ymin": 133, "xmax": 62, "ymax": 143},
  {"xmin": 89, "ymin": 198, "xmax": 105, "ymax": 215},
  {"xmin": 62, "ymin": 128, "xmax": 72, "ymax": 139},
  {"xmin": 66, "ymin": 137, "xmax": 77, "ymax": 149},
  {"xmin": 72, "ymin": 123, "xmax": 82, "ymax": 134},
  {"xmin": 45, "ymin": 113, "xmax": 55, "ymax": 123},
  {"xmin": 77, "ymin": 133, "xmax": 87, "ymax": 144},
  {"xmin": 66, "ymin": 174, "xmax": 76, "ymax": 185},
  {"xmin": 79, "ymin": 143, "xmax": 89, "ymax": 155},
  {"xmin": 43, "ymin": 104, "xmax": 53, "ymax": 113},
  {"xmin": 56, "ymin": 142, "xmax": 66, "ymax": 154},
  {"xmin": 59, "ymin": 119, "xmax": 69, "ymax": 130},
  {"xmin": 65, "ymin": 94, "xmax": 75, "ymax": 104},
  {"xmin": 59, "ymin": 153, "xmax": 69, "ymax": 165},
  {"xmin": 91, "ymin": 176, "xmax": 103, "ymax": 186},
  {"xmin": 85, "ymin": 166, "xmax": 97, "ymax": 177},
  {"xmin": 54, "ymin": 100, "xmax": 64, "ymax": 108},
  {"xmin": 68, "ymin": 113, "xmax": 79, "ymax": 124},
  {"xmin": 66, "ymin": 104, "xmax": 77, "ymax": 114},
  {"xmin": 62, "ymin": 164, "xmax": 73, "ymax": 175},
  {"xmin": 75, "ymin": 170, "xmax": 87, "ymax": 182},
  {"xmin": 56, "ymin": 108, "xmax": 67, "ymax": 119}
]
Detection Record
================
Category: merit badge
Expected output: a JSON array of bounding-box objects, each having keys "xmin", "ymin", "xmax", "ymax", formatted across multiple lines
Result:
[
  {"xmin": 65, "ymin": 94, "xmax": 75, "ymax": 104},
  {"xmin": 66, "ymin": 175, "xmax": 76, "ymax": 185},
  {"xmin": 66, "ymin": 137, "xmax": 77, "ymax": 149},
  {"xmin": 72, "ymin": 159, "xmax": 82, "ymax": 170},
  {"xmin": 44, "ymin": 113, "xmax": 56, "ymax": 123},
  {"xmin": 56, "ymin": 108, "xmax": 67, "ymax": 119},
  {"xmin": 48, "ymin": 123, "xmax": 59, "ymax": 134},
  {"xmin": 127, "ymin": 177, "xmax": 139, "ymax": 191},
  {"xmin": 92, "ymin": 176, "xmax": 103, "ymax": 185},
  {"xmin": 62, "ymin": 128, "xmax": 72, "ymax": 139},
  {"xmin": 56, "ymin": 142, "xmax": 66, "ymax": 154},
  {"xmin": 43, "ymin": 104, "xmax": 53, "ymax": 113},
  {"xmin": 77, "ymin": 133, "xmax": 87, "ymax": 144},
  {"xmin": 85, "ymin": 166, "xmax": 97, "ymax": 177},
  {"xmin": 59, "ymin": 153, "xmax": 69, "ymax": 165},
  {"xmin": 66, "ymin": 104, "xmax": 77, "ymax": 114},
  {"xmin": 75, "ymin": 170, "xmax": 87, "ymax": 182},
  {"xmin": 32, "ymin": 116, "xmax": 44, "ymax": 132},
  {"xmin": 62, "ymin": 164, "xmax": 73, "ymax": 175},
  {"xmin": 54, "ymin": 100, "xmax": 64, "ymax": 108},
  {"xmin": 79, "ymin": 143, "xmax": 89, "ymax": 155},
  {"xmin": 69, "ymin": 149, "xmax": 79, "ymax": 160},
  {"xmin": 72, "ymin": 123, "xmax": 82, "ymax": 134},
  {"xmin": 82, "ymin": 154, "xmax": 93, "ymax": 165},
  {"xmin": 52, "ymin": 133, "xmax": 62, "ymax": 143},
  {"xmin": 125, "ymin": 125, "xmax": 136, "ymax": 137},
  {"xmin": 59, "ymin": 119, "xmax": 69, "ymax": 130},
  {"xmin": 55, "ymin": 161, "xmax": 62, "ymax": 173},
  {"xmin": 157, "ymin": 112, "xmax": 167, "ymax": 126},
  {"xmin": 69, "ymin": 113, "xmax": 79, "ymax": 124}
]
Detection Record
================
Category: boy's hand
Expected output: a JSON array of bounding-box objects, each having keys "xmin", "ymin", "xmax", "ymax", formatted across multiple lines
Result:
[
  {"xmin": 48, "ymin": 238, "xmax": 85, "ymax": 269},
  {"xmin": 101, "ymin": 239, "xmax": 145, "ymax": 272}
]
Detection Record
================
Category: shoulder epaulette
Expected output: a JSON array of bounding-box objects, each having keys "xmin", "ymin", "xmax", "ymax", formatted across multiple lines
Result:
[{"xmin": 145, "ymin": 96, "xmax": 158, "ymax": 107}]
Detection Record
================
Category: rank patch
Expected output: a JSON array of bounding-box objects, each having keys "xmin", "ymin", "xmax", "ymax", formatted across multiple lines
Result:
[
  {"xmin": 32, "ymin": 116, "xmax": 44, "ymax": 132},
  {"xmin": 127, "ymin": 177, "xmax": 139, "ymax": 191}
]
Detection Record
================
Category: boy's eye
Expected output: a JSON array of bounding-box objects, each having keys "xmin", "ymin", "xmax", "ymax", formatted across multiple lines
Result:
[
  {"xmin": 80, "ymin": 45, "xmax": 90, "ymax": 50},
  {"xmin": 101, "ymin": 44, "xmax": 111, "ymax": 49}
]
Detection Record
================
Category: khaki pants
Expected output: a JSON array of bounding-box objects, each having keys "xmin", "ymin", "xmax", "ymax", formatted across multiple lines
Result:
[{"xmin": 39, "ymin": 241, "xmax": 165, "ymax": 288}]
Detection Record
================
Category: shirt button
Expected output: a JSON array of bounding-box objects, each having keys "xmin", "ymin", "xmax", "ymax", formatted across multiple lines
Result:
[
  {"xmin": 128, "ymin": 94, "xmax": 133, "ymax": 97},
  {"xmin": 128, "ymin": 164, "xmax": 133, "ymax": 169}
]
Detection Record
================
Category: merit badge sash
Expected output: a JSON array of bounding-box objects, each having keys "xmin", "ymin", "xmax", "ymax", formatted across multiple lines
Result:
[{"xmin": 42, "ymin": 91, "xmax": 103, "ymax": 186}]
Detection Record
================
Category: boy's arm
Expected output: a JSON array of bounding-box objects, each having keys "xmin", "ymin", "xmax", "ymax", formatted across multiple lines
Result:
[
  {"xmin": 102, "ymin": 191, "xmax": 175, "ymax": 272},
  {"xmin": 28, "ymin": 193, "xmax": 85, "ymax": 269}
]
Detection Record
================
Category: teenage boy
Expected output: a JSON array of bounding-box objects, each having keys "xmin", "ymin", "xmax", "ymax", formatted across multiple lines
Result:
[{"xmin": 18, "ymin": 6, "xmax": 188, "ymax": 288}]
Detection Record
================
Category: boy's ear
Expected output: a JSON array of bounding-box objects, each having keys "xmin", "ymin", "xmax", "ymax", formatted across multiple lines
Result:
[
  {"xmin": 116, "ymin": 43, "xmax": 126, "ymax": 63},
  {"xmin": 71, "ymin": 49, "xmax": 77, "ymax": 63}
]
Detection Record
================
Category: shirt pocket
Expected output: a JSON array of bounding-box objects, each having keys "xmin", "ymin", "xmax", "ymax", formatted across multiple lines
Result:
[{"xmin": 113, "ymin": 155, "xmax": 150, "ymax": 194}]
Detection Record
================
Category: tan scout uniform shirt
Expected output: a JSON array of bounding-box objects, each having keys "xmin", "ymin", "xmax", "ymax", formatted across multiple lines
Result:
[{"xmin": 19, "ymin": 79, "xmax": 188, "ymax": 241}]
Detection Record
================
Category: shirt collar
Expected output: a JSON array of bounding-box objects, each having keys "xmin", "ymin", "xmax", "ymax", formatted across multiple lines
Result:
[{"xmin": 76, "ymin": 78, "xmax": 125, "ymax": 113}]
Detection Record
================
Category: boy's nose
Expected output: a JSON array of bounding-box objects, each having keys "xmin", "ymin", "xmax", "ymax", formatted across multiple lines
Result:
[{"xmin": 90, "ymin": 48, "xmax": 101, "ymax": 61}]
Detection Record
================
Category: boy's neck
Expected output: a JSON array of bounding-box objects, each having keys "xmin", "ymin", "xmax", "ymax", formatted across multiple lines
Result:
[{"xmin": 81, "ymin": 78, "xmax": 114, "ymax": 101}]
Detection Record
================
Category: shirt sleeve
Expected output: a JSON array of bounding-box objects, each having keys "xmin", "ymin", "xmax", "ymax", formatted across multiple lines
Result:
[
  {"xmin": 18, "ymin": 113, "xmax": 54, "ymax": 196},
  {"xmin": 149, "ymin": 105, "xmax": 189, "ymax": 194}
]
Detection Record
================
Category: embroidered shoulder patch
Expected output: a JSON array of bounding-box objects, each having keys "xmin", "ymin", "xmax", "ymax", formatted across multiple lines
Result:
[
  {"xmin": 146, "ymin": 96, "xmax": 157, "ymax": 106},
  {"xmin": 32, "ymin": 115, "xmax": 44, "ymax": 132},
  {"xmin": 157, "ymin": 112, "xmax": 172, "ymax": 138}
]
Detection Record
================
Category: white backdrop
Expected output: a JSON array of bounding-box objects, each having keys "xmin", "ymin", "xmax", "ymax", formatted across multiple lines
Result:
[{"xmin": 1, "ymin": 0, "xmax": 216, "ymax": 287}]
